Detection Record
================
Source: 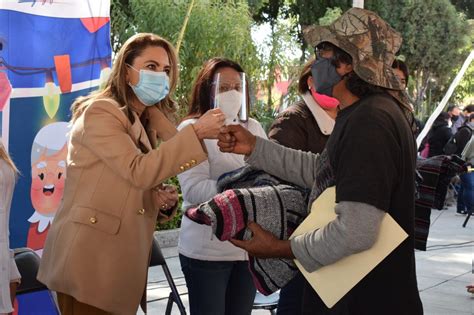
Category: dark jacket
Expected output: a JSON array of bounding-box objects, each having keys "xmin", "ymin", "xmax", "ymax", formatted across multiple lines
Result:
[
  {"xmin": 452, "ymin": 123, "xmax": 473, "ymax": 155},
  {"xmin": 428, "ymin": 119, "xmax": 453, "ymax": 157},
  {"xmin": 268, "ymin": 100, "xmax": 329, "ymax": 154}
]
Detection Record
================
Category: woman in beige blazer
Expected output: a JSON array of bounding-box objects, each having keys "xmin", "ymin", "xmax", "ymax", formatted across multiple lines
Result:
[{"xmin": 37, "ymin": 33, "xmax": 224, "ymax": 315}]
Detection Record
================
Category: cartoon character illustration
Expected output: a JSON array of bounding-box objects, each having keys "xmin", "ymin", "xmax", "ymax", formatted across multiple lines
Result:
[{"xmin": 27, "ymin": 121, "xmax": 69, "ymax": 252}]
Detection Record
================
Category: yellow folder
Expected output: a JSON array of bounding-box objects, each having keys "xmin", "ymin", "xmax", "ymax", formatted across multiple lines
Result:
[{"xmin": 289, "ymin": 187, "xmax": 408, "ymax": 308}]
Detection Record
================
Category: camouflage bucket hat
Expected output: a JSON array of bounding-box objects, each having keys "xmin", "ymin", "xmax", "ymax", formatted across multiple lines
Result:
[{"xmin": 303, "ymin": 8, "xmax": 404, "ymax": 91}]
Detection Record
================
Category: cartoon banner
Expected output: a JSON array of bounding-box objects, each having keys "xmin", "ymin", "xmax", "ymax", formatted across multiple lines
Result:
[{"xmin": 0, "ymin": 1, "xmax": 111, "ymax": 313}]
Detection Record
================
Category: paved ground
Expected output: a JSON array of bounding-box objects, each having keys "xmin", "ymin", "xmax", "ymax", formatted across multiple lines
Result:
[{"xmin": 139, "ymin": 206, "xmax": 473, "ymax": 314}]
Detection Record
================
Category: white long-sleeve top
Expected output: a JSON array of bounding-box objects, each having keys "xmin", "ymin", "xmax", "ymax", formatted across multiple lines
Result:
[
  {"xmin": 0, "ymin": 159, "xmax": 21, "ymax": 314},
  {"xmin": 177, "ymin": 118, "xmax": 267, "ymax": 261}
]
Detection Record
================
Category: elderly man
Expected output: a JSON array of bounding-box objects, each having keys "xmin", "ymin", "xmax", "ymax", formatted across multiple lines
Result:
[{"xmin": 218, "ymin": 8, "xmax": 423, "ymax": 315}]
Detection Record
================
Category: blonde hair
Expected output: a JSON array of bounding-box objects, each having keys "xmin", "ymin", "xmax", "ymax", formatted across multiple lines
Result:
[
  {"xmin": 70, "ymin": 33, "xmax": 179, "ymax": 123},
  {"xmin": 0, "ymin": 143, "xmax": 19, "ymax": 174}
]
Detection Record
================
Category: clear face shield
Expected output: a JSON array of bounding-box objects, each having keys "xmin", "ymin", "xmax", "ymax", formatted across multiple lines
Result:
[{"xmin": 212, "ymin": 72, "xmax": 248, "ymax": 125}]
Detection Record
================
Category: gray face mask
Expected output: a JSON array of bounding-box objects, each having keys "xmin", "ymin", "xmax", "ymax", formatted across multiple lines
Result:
[{"xmin": 311, "ymin": 58, "xmax": 342, "ymax": 97}]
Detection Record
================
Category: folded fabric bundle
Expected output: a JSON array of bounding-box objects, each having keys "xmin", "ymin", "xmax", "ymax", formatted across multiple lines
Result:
[
  {"xmin": 186, "ymin": 165, "xmax": 310, "ymax": 294},
  {"xmin": 414, "ymin": 205, "xmax": 431, "ymax": 251},
  {"xmin": 414, "ymin": 155, "xmax": 466, "ymax": 250},
  {"xmin": 415, "ymin": 155, "xmax": 466, "ymax": 210}
]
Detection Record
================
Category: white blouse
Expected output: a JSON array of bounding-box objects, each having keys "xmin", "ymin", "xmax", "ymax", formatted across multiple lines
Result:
[
  {"xmin": 0, "ymin": 159, "xmax": 21, "ymax": 314},
  {"xmin": 177, "ymin": 118, "xmax": 268, "ymax": 261}
]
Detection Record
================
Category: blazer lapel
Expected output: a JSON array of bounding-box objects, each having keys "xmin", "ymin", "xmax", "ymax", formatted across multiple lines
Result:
[
  {"xmin": 130, "ymin": 112, "xmax": 153, "ymax": 152},
  {"xmin": 138, "ymin": 125, "xmax": 152, "ymax": 152}
]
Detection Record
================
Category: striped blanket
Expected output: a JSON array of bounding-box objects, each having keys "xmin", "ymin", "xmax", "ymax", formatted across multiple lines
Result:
[
  {"xmin": 186, "ymin": 165, "xmax": 310, "ymax": 295},
  {"xmin": 414, "ymin": 155, "xmax": 466, "ymax": 250}
]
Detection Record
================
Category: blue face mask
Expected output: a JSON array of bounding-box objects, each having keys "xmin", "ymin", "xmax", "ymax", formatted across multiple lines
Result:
[
  {"xmin": 311, "ymin": 58, "xmax": 342, "ymax": 97},
  {"xmin": 127, "ymin": 64, "xmax": 170, "ymax": 106}
]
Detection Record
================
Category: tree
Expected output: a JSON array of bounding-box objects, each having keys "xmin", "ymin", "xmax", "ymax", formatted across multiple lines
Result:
[
  {"xmin": 110, "ymin": 0, "xmax": 136, "ymax": 53},
  {"xmin": 250, "ymin": 0, "xmax": 471, "ymax": 117},
  {"xmin": 392, "ymin": 0, "xmax": 470, "ymax": 116},
  {"xmin": 250, "ymin": 1, "xmax": 350, "ymax": 111},
  {"xmin": 249, "ymin": 0, "xmax": 301, "ymax": 110},
  {"xmin": 451, "ymin": 0, "xmax": 474, "ymax": 19},
  {"xmin": 318, "ymin": 7, "xmax": 343, "ymax": 26},
  {"xmin": 110, "ymin": 0, "xmax": 261, "ymax": 114},
  {"xmin": 258, "ymin": 17, "xmax": 300, "ymax": 111},
  {"xmin": 251, "ymin": 0, "xmax": 283, "ymax": 24},
  {"xmin": 452, "ymin": 61, "xmax": 474, "ymax": 105},
  {"xmin": 251, "ymin": 1, "xmax": 351, "ymax": 62},
  {"xmin": 447, "ymin": 19, "xmax": 474, "ymax": 105},
  {"xmin": 289, "ymin": 0, "xmax": 351, "ymax": 61}
]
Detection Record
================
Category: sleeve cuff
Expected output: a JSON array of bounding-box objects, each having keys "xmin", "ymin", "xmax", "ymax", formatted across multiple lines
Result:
[
  {"xmin": 290, "ymin": 234, "xmax": 323, "ymax": 273},
  {"xmin": 245, "ymin": 136, "xmax": 268, "ymax": 168}
]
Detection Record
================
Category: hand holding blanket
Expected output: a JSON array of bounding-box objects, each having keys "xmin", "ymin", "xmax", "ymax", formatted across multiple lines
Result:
[{"xmin": 185, "ymin": 165, "xmax": 309, "ymax": 294}]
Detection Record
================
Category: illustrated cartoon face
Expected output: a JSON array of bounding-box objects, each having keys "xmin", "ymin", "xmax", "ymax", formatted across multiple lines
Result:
[{"xmin": 30, "ymin": 145, "xmax": 67, "ymax": 214}]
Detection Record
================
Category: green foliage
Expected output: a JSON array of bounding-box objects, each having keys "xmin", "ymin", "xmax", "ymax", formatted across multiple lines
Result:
[
  {"xmin": 111, "ymin": 0, "xmax": 261, "ymax": 112},
  {"xmin": 247, "ymin": 0, "xmax": 267, "ymax": 13},
  {"xmin": 249, "ymin": 0, "xmax": 472, "ymax": 116},
  {"xmin": 156, "ymin": 208, "xmax": 183, "ymax": 230},
  {"xmin": 136, "ymin": 0, "xmax": 261, "ymax": 108},
  {"xmin": 251, "ymin": 0, "xmax": 284, "ymax": 24},
  {"xmin": 395, "ymin": 0, "xmax": 470, "ymax": 114},
  {"xmin": 258, "ymin": 18, "xmax": 300, "ymax": 109},
  {"xmin": 251, "ymin": 1, "xmax": 351, "ymax": 61},
  {"xmin": 450, "ymin": 0, "xmax": 474, "ymax": 19},
  {"xmin": 289, "ymin": 0, "xmax": 351, "ymax": 59},
  {"xmin": 156, "ymin": 176, "xmax": 183, "ymax": 230},
  {"xmin": 451, "ymin": 19, "xmax": 474, "ymax": 104},
  {"xmin": 452, "ymin": 61, "xmax": 474, "ymax": 104},
  {"xmin": 364, "ymin": 0, "xmax": 474, "ymax": 115},
  {"xmin": 365, "ymin": 0, "xmax": 407, "ymax": 26},
  {"xmin": 318, "ymin": 7, "xmax": 343, "ymax": 26},
  {"xmin": 251, "ymin": 99, "xmax": 277, "ymax": 132},
  {"xmin": 110, "ymin": 0, "xmax": 136, "ymax": 53},
  {"xmin": 277, "ymin": 61, "xmax": 305, "ymax": 111},
  {"xmin": 293, "ymin": 0, "xmax": 349, "ymax": 27},
  {"xmin": 364, "ymin": 0, "xmax": 471, "ymax": 115}
]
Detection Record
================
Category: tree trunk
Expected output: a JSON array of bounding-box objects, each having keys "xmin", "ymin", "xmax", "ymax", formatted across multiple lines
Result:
[
  {"xmin": 413, "ymin": 69, "xmax": 434, "ymax": 118},
  {"xmin": 300, "ymin": 30, "xmax": 307, "ymax": 65},
  {"xmin": 267, "ymin": 22, "xmax": 276, "ymax": 110}
]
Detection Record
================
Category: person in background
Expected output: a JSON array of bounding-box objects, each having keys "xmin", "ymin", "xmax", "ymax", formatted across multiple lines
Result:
[
  {"xmin": 445, "ymin": 105, "xmax": 474, "ymax": 214},
  {"xmin": 0, "ymin": 139, "xmax": 21, "ymax": 315},
  {"xmin": 392, "ymin": 59, "xmax": 424, "ymax": 137},
  {"xmin": 447, "ymin": 104, "xmax": 463, "ymax": 133},
  {"xmin": 455, "ymin": 113, "xmax": 474, "ymax": 215},
  {"xmin": 392, "ymin": 59, "xmax": 409, "ymax": 89},
  {"xmin": 462, "ymin": 104, "xmax": 474, "ymax": 119},
  {"xmin": 268, "ymin": 57, "xmax": 338, "ymax": 152},
  {"xmin": 218, "ymin": 8, "xmax": 423, "ymax": 314},
  {"xmin": 267, "ymin": 57, "xmax": 338, "ymax": 315},
  {"xmin": 177, "ymin": 57, "xmax": 267, "ymax": 315},
  {"xmin": 37, "ymin": 33, "xmax": 225, "ymax": 315},
  {"xmin": 427, "ymin": 112, "xmax": 453, "ymax": 157}
]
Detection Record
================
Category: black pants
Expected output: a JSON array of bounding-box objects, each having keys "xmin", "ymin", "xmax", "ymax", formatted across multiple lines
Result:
[{"xmin": 301, "ymin": 280, "xmax": 352, "ymax": 315}]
